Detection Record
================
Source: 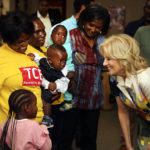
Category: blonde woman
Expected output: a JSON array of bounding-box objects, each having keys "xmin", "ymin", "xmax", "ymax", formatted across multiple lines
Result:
[{"xmin": 100, "ymin": 34, "xmax": 150, "ymax": 150}]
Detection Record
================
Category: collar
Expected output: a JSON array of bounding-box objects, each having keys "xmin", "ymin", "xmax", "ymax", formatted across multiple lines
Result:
[
  {"xmin": 37, "ymin": 11, "xmax": 49, "ymax": 19},
  {"xmin": 46, "ymin": 58, "xmax": 54, "ymax": 69},
  {"xmin": 71, "ymin": 15, "xmax": 76, "ymax": 22},
  {"xmin": 117, "ymin": 75, "xmax": 134, "ymax": 89},
  {"xmin": 16, "ymin": 118, "xmax": 28, "ymax": 121}
]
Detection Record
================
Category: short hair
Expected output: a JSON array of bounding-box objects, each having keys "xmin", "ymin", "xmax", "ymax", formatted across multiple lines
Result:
[
  {"xmin": 51, "ymin": 25, "xmax": 67, "ymax": 36},
  {"xmin": 47, "ymin": 43, "xmax": 67, "ymax": 56},
  {"xmin": 100, "ymin": 34, "xmax": 148, "ymax": 77},
  {"xmin": 73, "ymin": 0, "xmax": 95, "ymax": 13},
  {"xmin": 78, "ymin": 4, "xmax": 110, "ymax": 35},
  {"xmin": 0, "ymin": 11, "xmax": 34, "ymax": 44}
]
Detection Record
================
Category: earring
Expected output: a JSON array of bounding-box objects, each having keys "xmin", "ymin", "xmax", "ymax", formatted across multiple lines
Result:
[
  {"xmin": 83, "ymin": 25, "xmax": 84, "ymax": 28},
  {"xmin": 100, "ymin": 31, "xmax": 102, "ymax": 34}
]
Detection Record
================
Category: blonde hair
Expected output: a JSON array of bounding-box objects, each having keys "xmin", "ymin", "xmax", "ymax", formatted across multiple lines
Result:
[{"xmin": 100, "ymin": 34, "xmax": 148, "ymax": 77}]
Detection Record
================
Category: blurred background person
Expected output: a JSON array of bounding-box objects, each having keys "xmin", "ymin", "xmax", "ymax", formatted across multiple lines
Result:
[{"xmin": 124, "ymin": 0, "xmax": 150, "ymax": 37}]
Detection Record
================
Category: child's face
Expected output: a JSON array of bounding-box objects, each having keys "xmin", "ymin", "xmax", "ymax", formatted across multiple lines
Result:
[
  {"xmin": 27, "ymin": 94, "xmax": 38, "ymax": 118},
  {"xmin": 51, "ymin": 27, "xmax": 67, "ymax": 45},
  {"xmin": 48, "ymin": 49, "xmax": 67, "ymax": 71}
]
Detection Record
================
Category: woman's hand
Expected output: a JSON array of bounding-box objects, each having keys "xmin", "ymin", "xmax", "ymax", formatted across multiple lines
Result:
[
  {"xmin": 67, "ymin": 71, "xmax": 75, "ymax": 79},
  {"xmin": 27, "ymin": 53, "xmax": 35, "ymax": 60},
  {"xmin": 74, "ymin": 52, "xmax": 86, "ymax": 65}
]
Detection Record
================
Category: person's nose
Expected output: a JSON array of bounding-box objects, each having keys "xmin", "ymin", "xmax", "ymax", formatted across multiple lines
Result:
[
  {"xmin": 40, "ymin": 31, "xmax": 46, "ymax": 38},
  {"xmin": 103, "ymin": 58, "xmax": 108, "ymax": 66},
  {"xmin": 91, "ymin": 27, "xmax": 96, "ymax": 33}
]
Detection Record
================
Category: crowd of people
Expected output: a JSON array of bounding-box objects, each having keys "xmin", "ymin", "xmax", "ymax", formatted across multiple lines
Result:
[{"xmin": 0, "ymin": 0, "xmax": 150, "ymax": 150}]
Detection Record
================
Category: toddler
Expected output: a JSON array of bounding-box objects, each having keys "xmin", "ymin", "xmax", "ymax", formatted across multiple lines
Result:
[
  {"xmin": 0, "ymin": 89, "xmax": 52, "ymax": 150},
  {"xmin": 50, "ymin": 24, "xmax": 76, "ymax": 111}
]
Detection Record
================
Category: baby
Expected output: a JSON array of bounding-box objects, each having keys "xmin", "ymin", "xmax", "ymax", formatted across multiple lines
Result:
[{"xmin": 28, "ymin": 44, "xmax": 69, "ymax": 128}]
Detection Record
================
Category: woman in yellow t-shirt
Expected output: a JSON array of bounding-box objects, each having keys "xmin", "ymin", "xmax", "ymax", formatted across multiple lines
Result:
[{"xmin": 0, "ymin": 11, "xmax": 44, "ymax": 125}]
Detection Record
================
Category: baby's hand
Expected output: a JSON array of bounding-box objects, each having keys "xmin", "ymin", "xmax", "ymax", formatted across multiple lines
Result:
[
  {"xmin": 27, "ymin": 53, "xmax": 35, "ymax": 61},
  {"xmin": 49, "ymin": 82, "xmax": 57, "ymax": 91}
]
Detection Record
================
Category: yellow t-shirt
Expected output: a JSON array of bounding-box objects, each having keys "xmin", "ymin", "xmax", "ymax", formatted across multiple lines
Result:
[
  {"xmin": 40, "ymin": 46, "xmax": 47, "ymax": 53},
  {"xmin": 26, "ymin": 45, "xmax": 46, "ymax": 57},
  {"xmin": 0, "ymin": 44, "xmax": 44, "ymax": 125}
]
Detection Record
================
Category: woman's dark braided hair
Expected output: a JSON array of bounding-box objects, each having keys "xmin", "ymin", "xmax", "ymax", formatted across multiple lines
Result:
[{"xmin": 0, "ymin": 89, "xmax": 35, "ymax": 150}]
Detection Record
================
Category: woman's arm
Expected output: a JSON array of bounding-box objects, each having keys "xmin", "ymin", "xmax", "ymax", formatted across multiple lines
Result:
[{"xmin": 116, "ymin": 96, "xmax": 134, "ymax": 150}]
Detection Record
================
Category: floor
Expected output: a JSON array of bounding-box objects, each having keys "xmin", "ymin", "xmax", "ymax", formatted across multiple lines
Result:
[
  {"xmin": 98, "ymin": 105, "xmax": 122, "ymax": 150},
  {"xmin": 74, "ymin": 104, "xmax": 122, "ymax": 150}
]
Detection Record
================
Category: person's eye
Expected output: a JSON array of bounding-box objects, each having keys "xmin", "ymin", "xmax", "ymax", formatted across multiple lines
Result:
[
  {"xmin": 96, "ymin": 26, "xmax": 102, "ymax": 30},
  {"xmin": 104, "ymin": 57, "xmax": 111, "ymax": 61},
  {"xmin": 34, "ymin": 31, "xmax": 40, "ymax": 34},
  {"xmin": 89, "ymin": 23, "xmax": 94, "ymax": 27},
  {"xmin": 56, "ymin": 33, "xmax": 59, "ymax": 36}
]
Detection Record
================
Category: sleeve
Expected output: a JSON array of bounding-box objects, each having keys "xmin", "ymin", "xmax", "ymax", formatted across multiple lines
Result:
[
  {"xmin": 55, "ymin": 77, "xmax": 70, "ymax": 93},
  {"xmin": 0, "ymin": 70, "xmax": 5, "ymax": 90},
  {"xmin": 61, "ymin": 65, "xmax": 68, "ymax": 76},
  {"xmin": 41, "ymin": 77, "xmax": 49, "ymax": 89},
  {"xmin": 40, "ymin": 137, "xmax": 52, "ymax": 150},
  {"xmin": 64, "ymin": 43, "xmax": 75, "ymax": 72},
  {"xmin": 33, "ymin": 53, "xmax": 43, "ymax": 66},
  {"xmin": 134, "ymin": 28, "xmax": 141, "ymax": 44},
  {"xmin": 32, "ymin": 124, "xmax": 52, "ymax": 150},
  {"xmin": 0, "ymin": 60, "xmax": 8, "ymax": 90},
  {"xmin": 138, "ymin": 69, "xmax": 150, "ymax": 101}
]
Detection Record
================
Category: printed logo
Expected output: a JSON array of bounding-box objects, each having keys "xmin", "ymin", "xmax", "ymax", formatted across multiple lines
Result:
[{"xmin": 19, "ymin": 66, "xmax": 43, "ymax": 86}]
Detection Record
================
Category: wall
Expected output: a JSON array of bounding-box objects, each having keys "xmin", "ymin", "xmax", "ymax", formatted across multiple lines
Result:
[
  {"xmin": 2, "ymin": 0, "xmax": 146, "ymax": 35},
  {"xmin": 66, "ymin": 0, "xmax": 146, "ymax": 35},
  {"xmin": 2, "ymin": 0, "xmax": 10, "ymax": 14}
]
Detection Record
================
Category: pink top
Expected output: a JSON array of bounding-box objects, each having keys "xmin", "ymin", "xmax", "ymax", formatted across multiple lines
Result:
[{"xmin": 0, "ymin": 119, "xmax": 52, "ymax": 150}]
